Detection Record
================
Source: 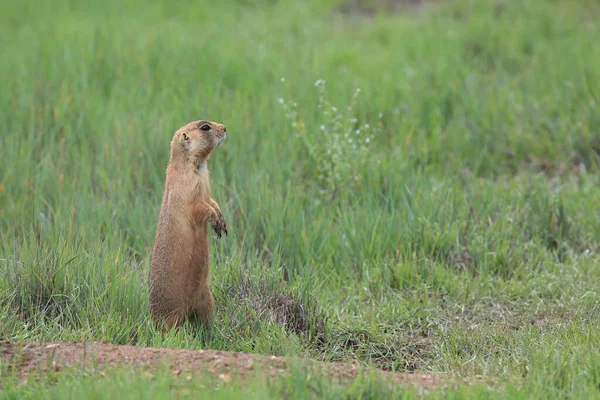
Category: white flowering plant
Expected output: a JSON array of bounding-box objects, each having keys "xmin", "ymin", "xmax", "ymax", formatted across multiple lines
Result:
[{"xmin": 279, "ymin": 78, "xmax": 381, "ymax": 199}]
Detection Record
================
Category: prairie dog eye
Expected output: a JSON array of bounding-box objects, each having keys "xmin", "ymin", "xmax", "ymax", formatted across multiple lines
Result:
[
  {"xmin": 200, "ymin": 124, "xmax": 211, "ymax": 131},
  {"xmin": 182, "ymin": 133, "xmax": 189, "ymax": 141}
]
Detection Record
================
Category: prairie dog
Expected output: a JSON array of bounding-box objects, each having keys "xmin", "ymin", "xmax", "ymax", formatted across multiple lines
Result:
[{"xmin": 148, "ymin": 120, "xmax": 227, "ymax": 329}]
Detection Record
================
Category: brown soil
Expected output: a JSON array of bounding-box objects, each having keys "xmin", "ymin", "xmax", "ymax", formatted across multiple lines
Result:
[{"xmin": 1, "ymin": 341, "xmax": 445, "ymax": 389}]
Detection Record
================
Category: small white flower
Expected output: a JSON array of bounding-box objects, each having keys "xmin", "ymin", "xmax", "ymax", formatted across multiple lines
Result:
[
  {"xmin": 351, "ymin": 118, "xmax": 358, "ymax": 124},
  {"xmin": 356, "ymin": 88, "xmax": 361, "ymax": 93},
  {"xmin": 378, "ymin": 112, "xmax": 383, "ymax": 119},
  {"xmin": 320, "ymin": 124, "xmax": 326, "ymax": 131},
  {"xmin": 331, "ymin": 106, "xmax": 337, "ymax": 112},
  {"xmin": 365, "ymin": 138, "xmax": 371, "ymax": 144},
  {"xmin": 280, "ymin": 77, "xmax": 285, "ymax": 83},
  {"xmin": 364, "ymin": 124, "xmax": 370, "ymax": 129},
  {"xmin": 278, "ymin": 98, "xmax": 284, "ymax": 104},
  {"xmin": 355, "ymin": 129, "xmax": 360, "ymax": 135},
  {"xmin": 348, "ymin": 138, "xmax": 353, "ymax": 144}
]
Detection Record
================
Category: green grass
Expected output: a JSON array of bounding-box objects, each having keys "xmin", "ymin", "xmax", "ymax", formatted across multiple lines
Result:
[
  {"xmin": 1, "ymin": 0, "xmax": 600, "ymax": 397},
  {"xmin": 3, "ymin": 359, "xmax": 600, "ymax": 400},
  {"xmin": 0, "ymin": 362, "xmax": 457, "ymax": 400}
]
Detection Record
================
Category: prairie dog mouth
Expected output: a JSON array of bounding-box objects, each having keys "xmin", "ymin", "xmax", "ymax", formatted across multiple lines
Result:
[{"xmin": 217, "ymin": 135, "xmax": 226, "ymax": 145}]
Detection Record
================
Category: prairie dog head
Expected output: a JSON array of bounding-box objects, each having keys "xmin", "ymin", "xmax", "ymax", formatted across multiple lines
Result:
[{"xmin": 170, "ymin": 120, "xmax": 227, "ymax": 168}]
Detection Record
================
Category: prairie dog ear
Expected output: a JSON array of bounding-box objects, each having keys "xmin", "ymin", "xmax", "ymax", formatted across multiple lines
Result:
[{"xmin": 179, "ymin": 132, "xmax": 190, "ymax": 144}]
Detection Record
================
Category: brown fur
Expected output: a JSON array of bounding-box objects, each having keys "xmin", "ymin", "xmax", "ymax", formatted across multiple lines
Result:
[{"xmin": 148, "ymin": 120, "xmax": 227, "ymax": 330}]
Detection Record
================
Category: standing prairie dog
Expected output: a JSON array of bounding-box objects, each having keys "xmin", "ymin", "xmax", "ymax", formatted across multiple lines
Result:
[{"xmin": 149, "ymin": 120, "xmax": 228, "ymax": 329}]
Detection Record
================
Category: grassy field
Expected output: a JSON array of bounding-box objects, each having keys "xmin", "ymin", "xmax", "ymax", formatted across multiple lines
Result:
[{"xmin": 1, "ymin": 0, "xmax": 600, "ymax": 397}]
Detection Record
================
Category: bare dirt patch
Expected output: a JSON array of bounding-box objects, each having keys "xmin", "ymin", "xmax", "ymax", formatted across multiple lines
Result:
[{"xmin": 0, "ymin": 341, "xmax": 445, "ymax": 389}]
